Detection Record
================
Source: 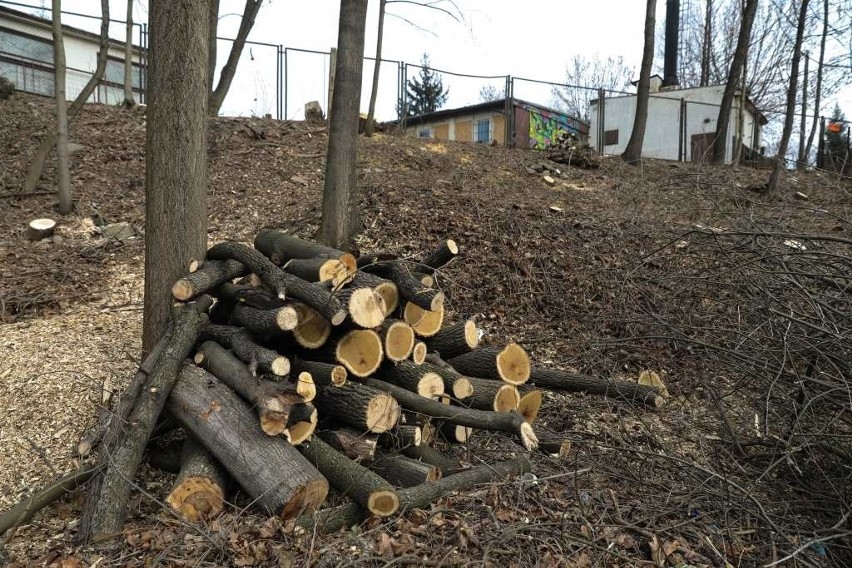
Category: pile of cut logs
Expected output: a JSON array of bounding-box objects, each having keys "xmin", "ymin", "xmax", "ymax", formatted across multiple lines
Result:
[{"xmin": 73, "ymin": 231, "xmax": 664, "ymax": 542}]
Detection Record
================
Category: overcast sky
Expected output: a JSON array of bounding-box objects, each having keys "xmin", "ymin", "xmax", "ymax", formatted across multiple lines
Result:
[{"xmin": 6, "ymin": 0, "xmax": 852, "ymax": 122}]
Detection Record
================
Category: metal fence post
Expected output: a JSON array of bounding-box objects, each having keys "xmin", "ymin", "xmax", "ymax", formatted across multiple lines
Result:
[{"xmin": 283, "ymin": 47, "xmax": 288, "ymax": 120}]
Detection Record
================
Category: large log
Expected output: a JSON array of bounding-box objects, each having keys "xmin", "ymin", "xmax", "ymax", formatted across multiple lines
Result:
[
  {"xmin": 294, "ymin": 457, "xmax": 531, "ymax": 535},
  {"xmin": 464, "ymin": 376, "xmax": 519, "ymax": 412},
  {"xmin": 447, "ymin": 344, "xmax": 531, "ymax": 386},
  {"xmin": 378, "ymin": 319, "xmax": 415, "ymax": 362},
  {"xmin": 529, "ymin": 367, "xmax": 664, "ymax": 407},
  {"xmin": 206, "ymin": 242, "xmax": 346, "ymax": 325},
  {"xmin": 254, "ymin": 229, "xmax": 356, "ymax": 272},
  {"xmin": 165, "ymin": 437, "xmax": 228, "ymax": 522},
  {"xmin": 291, "ymin": 358, "xmax": 347, "ymax": 387},
  {"xmin": 402, "ymin": 302, "xmax": 445, "ymax": 337},
  {"xmin": 316, "ymin": 329, "xmax": 383, "ymax": 378},
  {"xmin": 314, "ymin": 382, "xmax": 400, "ymax": 433},
  {"xmin": 201, "ymin": 324, "xmax": 290, "ymax": 377},
  {"xmin": 365, "ymin": 262, "xmax": 443, "ymax": 312},
  {"xmin": 423, "ymin": 320, "xmax": 479, "ymax": 359},
  {"xmin": 319, "ymin": 428, "xmax": 378, "ymax": 462},
  {"xmin": 375, "ymin": 360, "xmax": 444, "ymax": 398},
  {"xmin": 282, "ymin": 257, "xmax": 347, "ymax": 285},
  {"xmin": 172, "ymin": 259, "xmax": 247, "ymax": 301},
  {"xmin": 229, "ymin": 303, "xmax": 300, "ymax": 335},
  {"xmin": 364, "ymin": 379, "xmax": 538, "ymax": 450},
  {"xmin": 369, "ymin": 454, "xmax": 440, "ymax": 487},
  {"xmin": 349, "ymin": 271, "xmax": 399, "ymax": 315},
  {"xmin": 167, "ymin": 365, "xmax": 328, "ymax": 518},
  {"xmin": 298, "ymin": 437, "xmax": 399, "ymax": 517},
  {"xmin": 418, "ymin": 360, "xmax": 473, "ymax": 400}
]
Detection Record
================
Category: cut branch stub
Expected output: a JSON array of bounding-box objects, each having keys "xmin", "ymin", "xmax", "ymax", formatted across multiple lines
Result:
[
  {"xmin": 447, "ymin": 343, "xmax": 531, "ymax": 385},
  {"xmin": 403, "ymin": 302, "xmax": 445, "ymax": 337},
  {"xmin": 424, "ymin": 320, "xmax": 479, "ymax": 359},
  {"xmin": 530, "ymin": 367, "xmax": 664, "ymax": 407},
  {"xmin": 172, "ymin": 259, "xmax": 247, "ymax": 301},
  {"xmin": 314, "ymin": 382, "xmax": 400, "ymax": 433},
  {"xmin": 166, "ymin": 437, "xmax": 228, "ymax": 522}
]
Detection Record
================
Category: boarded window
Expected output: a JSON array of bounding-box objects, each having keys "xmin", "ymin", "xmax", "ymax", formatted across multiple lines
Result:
[
  {"xmin": 474, "ymin": 118, "xmax": 491, "ymax": 143},
  {"xmin": 604, "ymin": 129, "xmax": 619, "ymax": 145},
  {"xmin": 417, "ymin": 128, "xmax": 431, "ymax": 138}
]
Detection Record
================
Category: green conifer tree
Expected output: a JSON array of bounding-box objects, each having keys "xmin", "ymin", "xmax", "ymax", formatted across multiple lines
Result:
[{"xmin": 402, "ymin": 54, "xmax": 448, "ymax": 117}]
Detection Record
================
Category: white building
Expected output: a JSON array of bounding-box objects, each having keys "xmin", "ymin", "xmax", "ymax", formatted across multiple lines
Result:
[
  {"xmin": 589, "ymin": 75, "xmax": 767, "ymax": 164},
  {"xmin": 0, "ymin": 5, "xmax": 145, "ymax": 104}
]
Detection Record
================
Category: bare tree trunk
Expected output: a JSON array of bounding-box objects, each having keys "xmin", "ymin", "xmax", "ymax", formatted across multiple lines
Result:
[
  {"xmin": 700, "ymin": 0, "xmax": 712, "ymax": 87},
  {"xmin": 805, "ymin": 0, "xmax": 828, "ymax": 161},
  {"xmin": 767, "ymin": 0, "xmax": 810, "ymax": 192},
  {"xmin": 317, "ymin": 0, "xmax": 368, "ymax": 248},
  {"xmin": 364, "ymin": 0, "xmax": 386, "ymax": 137},
  {"xmin": 122, "ymin": 0, "xmax": 135, "ymax": 107},
  {"xmin": 208, "ymin": 0, "xmax": 219, "ymax": 90},
  {"xmin": 712, "ymin": 0, "xmax": 758, "ymax": 164},
  {"xmin": 22, "ymin": 0, "xmax": 109, "ymax": 194},
  {"xmin": 143, "ymin": 0, "xmax": 209, "ymax": 354},
  {"xmin": 51, "ymin": 0, "xmax": 71, "ymax": 214},
  {"xmin": 208, "ymin": 0, "xmax": 262, "ymax": 116},
  {"xmin": 621, "ymin": 0, "xmax": 656, "ymax": 165},
  {"xmin": 797, "ymin": 52, "xmax": 809, "ymax": 169}
]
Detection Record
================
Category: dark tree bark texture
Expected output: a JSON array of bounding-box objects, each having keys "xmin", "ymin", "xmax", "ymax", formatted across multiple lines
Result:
[{"xmin": 621, "ymin": 0, "xmax": 657, "ymax": 164}]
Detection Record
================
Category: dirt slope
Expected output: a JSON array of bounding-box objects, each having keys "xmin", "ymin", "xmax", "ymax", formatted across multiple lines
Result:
[{"xmin": 1, "ymin": 92, "xmax": 850, "ymax": 567}]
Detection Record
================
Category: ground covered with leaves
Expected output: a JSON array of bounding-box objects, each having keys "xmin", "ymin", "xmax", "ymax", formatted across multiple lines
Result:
[{"xmin": 1, "ymin": 92, "xmax": 850, "ymax": 567}]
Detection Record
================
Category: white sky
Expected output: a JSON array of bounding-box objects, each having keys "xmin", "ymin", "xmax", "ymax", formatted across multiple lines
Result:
[{"xmin": 5, "ymin": 0, "xmax": 852, "ymax": 123}]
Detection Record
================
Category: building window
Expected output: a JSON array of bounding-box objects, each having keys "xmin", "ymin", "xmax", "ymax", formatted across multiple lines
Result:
[
  {"xmin": 418, "ymin": 128, "xmax": 432, "ymax": 138},
  {"xmin": 104, "ymin": 56, "xmax": 144, "ymax": 91},
  {"xmin": 604, "ymin": 129, "xmax": 619, "ymax": 145},
  {"xmin": 474, "ymin": 118, "xmax": 491, "ymax": 143},
  {"xmin": 0, "ymin": 27, "xmax": 53, "ymax": 65}
]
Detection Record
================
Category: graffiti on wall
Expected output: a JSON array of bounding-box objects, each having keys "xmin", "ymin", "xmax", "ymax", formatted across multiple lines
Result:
[{"xmin": 527, "ymin": 106, "xmax": 582, "ymax": 149}]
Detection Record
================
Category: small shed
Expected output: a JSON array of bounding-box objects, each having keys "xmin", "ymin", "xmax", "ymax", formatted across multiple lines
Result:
[
  {"xmin": 398, "ymin": 98, "xmax": 588, "ymax": 149},
  {"xmin": 589, "ymin": 76, "xmax": 767, "ymax": 163},
  {"xmin": 0, "ymin": 5, "xmax": 146, "ymax": 104}
]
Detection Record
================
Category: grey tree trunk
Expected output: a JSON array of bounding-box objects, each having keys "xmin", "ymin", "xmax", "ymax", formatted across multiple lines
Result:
[
  {"xmin": 621, "ymin": 0, "xmax": 656, "ymax": 165},
  {"xmin": 208, "ymin": 0, "xmax": 262, "ymax": 116},
  {"xmin": 712, "ymin": 0, "xmax": 758, "ymax": 164},
  {"xmin": 364, "ymin": 0, "xmax": 386, "ymax": 137},
  {"xmin": 797, "ymin": 53, "xmax": 809, "ymax": 169},
  {"xmin": 51, "ymin": 0, "xmax": 71, "ymax": 214},
  {"xmin": 208, "ymin": 0, "xmax": 219, "ymax": 90},
  {"xmin": 142, "ymin": 0, "xmax": 210, "ymax": 354},
  {"xmin": 23, "ymin": 0, "xmax": 109, "ymax": 194},
  {"xmin": 317, "ymin": 0, "xmax": 368, "ymax": 248},
  {"xmin": 767, "ymin": 0, "xmax": 810, "ymax": 192},
  {"xmin": 804, "ymin": 0, "xmax": 828, "ymax": 162},
  {"xmin": 122, "ymin": 0, "xmax": 135, "ymax": 107},
  {"xmin": 700, "ymin": 0, "xmax": 712, "ymax": 87}
]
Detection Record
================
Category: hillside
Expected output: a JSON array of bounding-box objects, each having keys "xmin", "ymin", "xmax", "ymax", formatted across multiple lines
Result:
[{"xmin": 1, "ymin": 92, "xmax": 850, "ymax": 567}]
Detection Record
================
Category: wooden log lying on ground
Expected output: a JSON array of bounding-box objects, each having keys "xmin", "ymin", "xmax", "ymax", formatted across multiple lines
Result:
[
  {"xmin": 298, "ymin": 437, "xmax": 399, "ymax": 517},
  {"xmin": 168, "ymin": 365, "xmax": 328, "ymax": 519},
  {"xmin": 214, "ymin": 282, "xmax": 285, "ymax": 310},
  {"xmin": 424, "ymin": 320, "xmax": 479, "ymax": 359},
  {"xmin": 366, "ymin": 262, "xmax": 444, "ymax": 312},
  {"xmin": 254, "ymin": 229, "xmax": 356, "ymax": 273},
  {"xmin": 370, "ymin": 454, "xmax": 441, "ymax": 487},
  {"xmin": 418, "ymin": 239, "xmax": 458, "ymax": 273},
  {"xmin": 283, "ymin": 257, "xmax": 347, "ymax": 285},
  {"xmin": 201, "ymin": 324, "xmax": 290, "ymax": 377},
  {"xmin": 172, "ymin": 260, "xmax": 246, "ymax": 302},
  {"xmin": 419, "ymin": 361, "xmax": 473, "ymax": 400},
  {"xmin": 529, "ymin": 367, "xmax": 664, "ymax": 407},
  {"xmin": 230, "ymin": 303, "xmax": 299, "ymax": 335},
  {"xmin": 294, "ymin": 457, "xmax": 531, "ymax": 535},
  {"xmin": 517, "ymin": 390, "xmax": 543, "ymax": 424},
  {"xmin": 402, "ymin": 445, "xmax": 463, "ymax": 474},
  {"xmin": 349, "ymin": 271, "xmax": 399, "ymax": 315},
  {"xmin": 378, "ymin": 319, "xmax": 415, "ymax": 362},
  {"xmin": 464, "ymin": 376, "xmax": 519, "ymax": 412},
  {"xmin": 319, "ymin": 428, "xmax": 378, "ymax": 462},
  {"xmin": 375, "ymin": 360, "xmax": 444, "ymax": 398},
  {"xmin": 403, "ymin": 302, "xmax": 445, "ymax": 337},
  {"xmin": 207, "ymin": 242, "xmax": 346, "ymax": 325},
  {"xmin": 166, "ymin": 437, "xmax": 228, "ymax": 522},
  {"xmin": 314, "ymin": 382, "xmax": 400, "ymax": 433},
  {"xmin": 377, "ymin": 424, "xmax": 421, "ymax": 451},
  {"xmin": 364, "ymin": 379, "xmax": 538, "ymax": 450},
  {"xmin": 291, "ymin": 358, "xmax": 347, "ymax": 387},
  {"xmin": 437, "ymin": 421, "xmax": 473, "ymax": 444},
  {"xmin": 448, "ymin": 343, "xmax": 531, "ymax": 386},
  {"xmin": 318, "ymin": 329, "xmax": 383, "ymax": 377}
]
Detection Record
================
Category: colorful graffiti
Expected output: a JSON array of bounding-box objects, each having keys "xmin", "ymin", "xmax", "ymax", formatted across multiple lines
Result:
[{"xmin": 527, "ymin": 106, "xmax": 582, "ymax": 149}]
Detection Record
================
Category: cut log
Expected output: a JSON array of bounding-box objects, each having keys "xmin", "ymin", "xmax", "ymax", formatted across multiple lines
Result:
[
  {"xmin": 26, "ymin": 218, "xmax": 56, "ymax": 241},
  {"xmin": 292, "ymin": 372, "xmax": 317, "ymax": 402},
  {"xmin": 283, "ymin": 257, "xmax": 347, "ymax": 285},
  {"xmin": 424, "ymin": 320, "xmax": 479, "ymax": 359},
  {"xmin": 529, "ymin": 367, "xmax": 664, "ymax": 407},
  {"xmin": 254, "ymin": 229, "xmax": 356, "ymax": 273},
  {"xmin": 349, "ymin": 271, "xmax": 399, "ymax": 314},
  {"xmin": 375, "ymin": 360, "xmax": 444, "ymax": 398},
  {"xmin": 314, "ymin": 382, "xmax": 400, "ymax": 433},
  {"xmin": 214, "ymin": 281, "xmax": 285, "ymax": 310},
  {"xmin": 418, "ymin": 361, "xmax": 473, "ymax": 400},
  {"xmin": 285, "ymin": 403, "xmax": 318, "ymax": 445},
  {"xmin": 366, "ymin": 262, "xmax": 443, "ymax": 311},
  {"xmin": 166, "ymin": 437, "xmax": 228, "ymax": 522},
  {"xmin": 376, "ymin": 424, "xmax": 421, "ymax": 451},
  {"xmin": 294, "ymin": 457, "xmax": 531, "ymax": 535},
  {"xmin": 535, "ymin": 428, "xmax": 572, "ymax": 458},
  {"xmin": 516, "ymin": 390, "xmax": 543, "ymax": 424},
  {"xmin": 319, "ymin": 329, "xmax": 383, "ymax": 378},
  {"xmin": 172, "ymin": 259, "xmax": 247, "ymax": 301},
  {"xmin": 403, "ymin": 302, "xmax": 445, "ymax": 337},
  {"xmin": 369, "ymin": 454, "xmax": 441, "ymax": 487},
  {"xmin": 464, "ymin": 376, "xmax": 519, "ymax": 412},
  {"xmin": 363, "ymin": 378, "xmax": 538, "ymax": 450},
  {"xmin": 418, "ymin": 239, "xmax": 458, "ymax": 273},
  {"xmin": 437, "ymin": 421, "xmax": 473, "ymax": 444},
  {"xmin": 230, "ymin": 303, "xmax": 300, "ymax": 335},
  {"xmin": 411, "ymin": 341, "xmax": 427, "ymax": 365},
  {"xmin": 298, "ymin": 437, "xmax": 399, "ymax": 517},
  {"xmin": 201, "ymin": 324, "xmax": 290, "ymax": 377},
  {"xmin": 319, "ymin": 428, "xmax": 378, "ymax": 462},
  {"xmin": 292, "ymin": 314, "xmax": 331, "ymax": 349},
  {"xmin": 167, "ymin": 365, "xmax": 328, "ymax": 519},
  {"xmin": 206, "ymin": 242, "xmax": 346, "ymax": 325},
  {"xmin": 447, "ymin": 344, "xmax": 530, "ymax": 385},
  {"xmin": 402, "ymin": 445, "xmax": 463, "ymax": 475},
  {"xmin": 291, "ymin": 358, "xmax": 347, "ymax": 387},
  {"xmin": 378, "ymin": 319, "xmax": 415, "ymax": 362},
  {"xmin": 334, "ymin": 285, "xmax": 386, "ymax": 328}
]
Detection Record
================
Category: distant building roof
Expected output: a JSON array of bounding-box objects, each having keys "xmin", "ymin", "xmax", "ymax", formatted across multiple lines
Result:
[{"xmin": 391, "ymin": 97, "xmax": 589, "ymax": 130}]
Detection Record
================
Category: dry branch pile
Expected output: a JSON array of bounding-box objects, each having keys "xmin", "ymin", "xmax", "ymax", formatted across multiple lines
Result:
[{"xmin": 1, "ymin": 231, "xmax": 664, "ymax": 543}]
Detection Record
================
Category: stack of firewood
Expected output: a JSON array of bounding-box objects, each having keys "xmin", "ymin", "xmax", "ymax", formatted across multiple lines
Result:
[{"xmin": 75, "ymin": 230, "xmax": 664, "ymax": 542}]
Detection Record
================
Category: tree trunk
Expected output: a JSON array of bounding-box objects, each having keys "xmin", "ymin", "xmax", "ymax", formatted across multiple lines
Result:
[
  {"xmin": 208, "ymin": 0, "xmax": 262, "ymax": 116},
  {"xmin": 23, "ymin": 0, "xmax": 110, "ymax": 195},
  {"xmin": 700, "ymin": 0, "xmax": 712, "ymax": 87},
  {"xmin": 143, "ymin": 0, "xmax": 209, "ymax": 354},
  {"xmin": 364, "ymin": 0, "xmax": 386, "ymax": 137},
  {"xmin": 122, "ymin": 0, "xmax": 135, "ymax": 107},
  {"xmin": 621, "ymin": 0, "xmax": 656, "ymax": 164},
  {"xmin": 767, "ymin": 0, "xmax": 810, "ymax": 192},
  {"xmin": 51, "ymin": 0, "xmax": 71, "ymax": 214},
  {"xmin": 208, "ymin": 0, "xmax": 219, "ymax": 91},
  {"xmin": 317, "ymin": 0, "xmax": 368, "ymax": 248},
  {"xmin": 804, "ymin": 0, "xmax": 828, "ymax": 161},
  {"xmin": 166, "ymin": 437, "xmax": 228, "ymax": 522},
  {"xmin": 712, "ymin": 0, "xmax": 758, "ymax": 164}
]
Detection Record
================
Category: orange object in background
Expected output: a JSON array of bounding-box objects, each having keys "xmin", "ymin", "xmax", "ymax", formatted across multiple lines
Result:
[{"xmin": 827, "ymin": 121, "xmax": 843, "ymax": 133}]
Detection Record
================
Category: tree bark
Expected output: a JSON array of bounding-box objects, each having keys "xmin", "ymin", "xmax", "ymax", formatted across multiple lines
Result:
[
  {"xmin": 621, "ymin": 0, "xmax": 656, "ymax": 164},
  {"xmin": 419, "ymin": 360, "xmax": 473, "ymax": 400},
  {"xmin": 423, "ymin": 319, "xmax": 478, "ymax": 359},
  {"xmin": 712, "ymin": 0, "xmax": 758, "ymax": 164},
  {"xmin": 319, "ymin": 428, "xmax": 378, "ymax": 461},
  {"xmin": 364, "ymin": 0, "xmax": 386, "ymax": 137},
  {"xmin": 51, "ymin": 0, "xmax": 71, "ymax": 215},
  {"xmin": 369, "ymin": 454, "xmax": 440, "ymax": 487},
  {"xmin": 143, "ymin": 0, "xmax": 209, "ymax": 355},
  {"xmin": 201, "ymin": 324, "xmax": 290, "ymax": 376},
  {"xmin": 446, "ymin": 344, "xmax": 531, "ymax": 385},
  {"xmin": 213, "ymin": 281, "xmax": 285, "ymax": 310},
  {"xmin": 230, "ymin": 302, "xmax": 300, "ymax": 335},
  {"xmin": 804, "ymin": 0, "xmax": 828, "ymax": 162},
  {"xmin": 314, "ymin": 382, "xmax": 400, "ymax": 433},
  {"xmin": 166, "ymin": 436, "xmax": 228, "ymax": 521},
  {"xmin": 530, "ymin": 367, "xmax": 664, "ymax": 407},
  {"xmin": 172, "ymin": 260, "xmax": 247, "ymax": 302},
  {"xmin": 463, "ymin": 376, "xmax": 519, "ymax": 412},
  {"xmin": 377, "ymin": 424, "xmax": 421, "ymax": 451},
  {"xmin": 167, "ymin": 365, "xmax": 329, "ymax": 519},
  {"xmin": 208, "ymin": 0, "xmax": 263, "ymax": 116},
  {"xmin": 254, "ymin": 229, "xmax": 356, "ymax": 269},
  {"xmin": 207, "ymin": 0, "xmax": 219, "ymax": 93},
  {"xmin": 402, "ymin": 444, "xmax": 463, "ymax": 474},
  {"xmin": 375, "ymin": 360, "xmax": 445, "ymax": 398},
  {"xmin": 367, "ymin": 262, "xmax": 444, "ymax": 311},
  {"xmin": 418, "ymin": 239, "xmax": 459, "ymax": 273},
  {"xmin": 767, "ymin": 0, "xmax": 810, "ymax": 192},
  {"xmin": 122, "ymin": 0, "xmax": 135, "ymax": 106},
  {"xmin": 291, "ymin": 358, "xmax": 347, "ymax": 387},
  {"xmin": 317, "ymin": 0, "xmax": 368, "ymax": 248}
]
